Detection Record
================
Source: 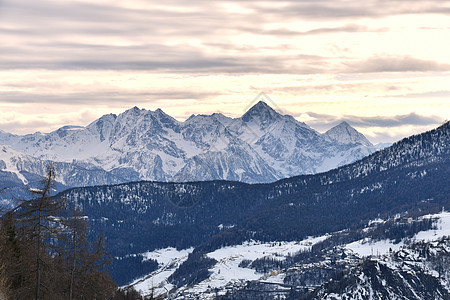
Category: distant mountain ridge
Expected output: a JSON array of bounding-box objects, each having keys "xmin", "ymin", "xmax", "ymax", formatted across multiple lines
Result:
[
  {"xmin": 0, "ymin": 102, "xmax": 378, "ymax": 192},
  {"xmin": 324, "ymin": 121, "xmax": 372, "ymax": 146}
]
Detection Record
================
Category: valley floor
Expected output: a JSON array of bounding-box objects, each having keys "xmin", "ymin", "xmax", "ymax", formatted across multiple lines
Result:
[{"xmin": 126, "ymin": 211, "xmax": 450, "ymax": 299}]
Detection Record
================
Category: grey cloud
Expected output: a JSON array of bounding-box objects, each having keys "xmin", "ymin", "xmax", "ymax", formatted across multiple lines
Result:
[
  {"xmin": 393, "ymin": 90, "xmax": 450, "ymax": 98},
  {"xmin": 305, "ymin": 112, "xmax": 339, "ymax": 121},
  {"xmin": 2, "ymin": 0, "xmax": 149, "ymax": 24},
  {"xmin": 1, "ymin": 0, "xmax": 450, "ymax": 76},
  {"xmin": 4, "ymin": 0, "xmax": 450, "ymax": 33},
  {"xmin": 264, "ymin": 4, "xmax": 375, "ymax": 20},
  {"xmin": 342, "ymin": 113, "xmax": 442, "ymax": 128},
  {"xmin": 0, "ymin": 41, "xmax": 230, "ymax": 71},
  {"xmin": 306, "ymin": 112, "xmax": 443, "ymax": 129},
  {"xmin": 344, "ymin": 56, "xmax": 450, "ymax": 73},
  {"xmin": 0, "ymin": 120, "xmax": 55, "ymax": 135},
  {"xmin": 261, "ymin": 0, "xmax": 450, "ymax": 20},
  {"xmin": 236, "ymin": 24, "xmax": 382, "ymax": 37},
  {"xmin": 1, "ymin": 0, "xmax": 420, "ymax": 45},
  {"xmin": 300, "ymin": 24, "xmax": 373, "ymax": 35},
  {"xmin": 0, "ymin": 40, "xmax": 330, "ymax": 74},
  {"xmin": 2, "ymin": 0, "xmax": 221, "ymax": 29},
  {"xmin": 0, "ymin": 57, "xmax": 325, "ymax": 74},
  {"xmin": 0, "ymin": 0, "xmax": 343, "ymax": 75},
  {"xmin": 0, "ymin": 0, "xmax": 225, "ymax": 56},
  {"xmin": 0, "ymin": 90, "xmax": 220, "ymax": 104},
  {"xmin": 279, "ymin": 83, "xmax": 364, "ymax": 94}
]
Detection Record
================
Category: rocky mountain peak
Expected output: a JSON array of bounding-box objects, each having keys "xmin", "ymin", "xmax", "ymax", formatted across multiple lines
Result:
[
  {"xmin": 324, "ymin": 121, "xmax": 373, "ymax": 147},
  {"xmin": 337, "ymin": 121, "xmax": 351, "ymax": 127},
  {"xmin": 152, "ymin": 108, "xmax": 178, "ymax": 125},
  {"xmin": 241, "ymin": 101, "xmax": 280, "ymax": 123}
]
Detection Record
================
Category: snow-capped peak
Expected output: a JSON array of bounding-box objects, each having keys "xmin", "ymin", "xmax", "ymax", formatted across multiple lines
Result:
[
  {"xmin": 324, "ymin": 121, "xmax": 373, "ymax": 147},
  {"xmin": 241, "ymin": 101, "xmax": 280, "ymax": 123},
  {"xmin": 130, "ymin": 105, "xmax": 141, "ymax": 112}
]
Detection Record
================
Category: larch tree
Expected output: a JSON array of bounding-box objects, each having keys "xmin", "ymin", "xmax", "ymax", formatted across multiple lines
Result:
[
  {"xmin": 14, "ymin": 164, "xmax": 66, "ymax": 299},
  {"xmin": 1, "ymin": 164, "xmax": 119, "ymax": 299}
]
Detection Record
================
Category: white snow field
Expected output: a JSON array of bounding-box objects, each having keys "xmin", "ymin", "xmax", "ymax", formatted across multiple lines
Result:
[{"xmin": 129, "ymin": 211, "xmax": 450, "ymax": 298}]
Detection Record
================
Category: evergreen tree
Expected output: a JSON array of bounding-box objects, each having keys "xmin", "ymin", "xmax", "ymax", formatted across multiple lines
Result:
[{"xmin": 0, "ymin": 164, "xmax": 118, "ymax": 299}]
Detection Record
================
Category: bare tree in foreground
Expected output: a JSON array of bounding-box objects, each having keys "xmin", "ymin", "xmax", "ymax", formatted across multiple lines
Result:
[{"xmin": 0, "ymin": 164, "xmax": 118, "ymax": 299}]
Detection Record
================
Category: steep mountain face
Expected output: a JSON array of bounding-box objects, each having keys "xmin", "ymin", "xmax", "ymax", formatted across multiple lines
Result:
[
  {"xmin": 55, "ymin": 122, "xmax": 449, "ymax": 287},
  {"xmin": 0, "ymin": 102, "xmax": 377, "ymax": 191},
  {"xmin": 0, "ymin": 145, "xmax": 139, "ymax": 204},
  {"xmin": 324, "ymin": 121, "xmax": 373, "ymax": 147},
  {"xmin": 232, "ymin": 102, "xmax": 328, "ymax": 176}
]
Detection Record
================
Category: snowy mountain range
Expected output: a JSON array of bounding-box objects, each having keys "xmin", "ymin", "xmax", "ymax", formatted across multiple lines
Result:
[{"xmin": 0, "ymin": 102, "xmax": 378, "ymax": 193}]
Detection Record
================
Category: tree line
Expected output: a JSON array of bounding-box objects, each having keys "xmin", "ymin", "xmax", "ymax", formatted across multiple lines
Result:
[{"xmin": 0, "ymin": 165, "xmax": 150, "ymax": 299}]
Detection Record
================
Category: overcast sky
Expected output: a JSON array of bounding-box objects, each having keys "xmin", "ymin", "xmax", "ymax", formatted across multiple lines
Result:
[{"xmin": 1, "ymin": 0, "xmax": 449, "ymax": 143}]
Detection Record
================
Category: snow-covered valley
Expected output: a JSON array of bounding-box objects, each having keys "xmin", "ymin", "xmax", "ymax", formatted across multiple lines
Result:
[{"xmin": 128, "ymin": 211, "xmax": 450, "ymax": 299}]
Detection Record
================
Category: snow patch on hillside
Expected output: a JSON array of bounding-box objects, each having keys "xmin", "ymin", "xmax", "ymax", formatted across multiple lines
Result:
[
  {"xmin": 415, "ymin": 211, "xmax": 450, "ymax": 241},
  {"xmin": 346, "ymin": 211, "xmax": 450, "ymax": 258},
  {"xmin": 134, "ymin": 236, "xmax": 329, "ymax": 298},
  {"xmin": 346, "ymin": 238, "xmax": 403, "ymax": 257},
  {"xmin": 0, "ymin": 145, "xmax": 30, "ymax": 184},
  {"xmin": 129, "ymin": 247, "xmax": 193, "ymax": 296}
]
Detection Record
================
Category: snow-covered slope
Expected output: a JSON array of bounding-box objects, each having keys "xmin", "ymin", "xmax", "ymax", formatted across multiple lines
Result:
[
  {"xmin": 346, "ymin": 212, "xmax": 450, "ymax": 258},
  {"xmin": 130, "ymin": 247, "xmax": 194, "ymax": 296},
  {"xmin": 308, "ymin": 216, "xmax": 450, "ymax": 300},
  {"xmin": 324, "ymin": 121, "xmax": 373, "ymax": 147},
  {"xmin": 127, "ymin": 211, "xmax": 450, "ymax": 299},
  {"xmin": 0, "ymin": 102, "xmax": 377, "ymax": 187},
  {"xmin": 0, "ymin": 144, "xmax": 139, "ymax": 198},
  {"xmin": 308, "ymin": 254, "xmax": 450, "ymax": 300},
  {"xmin": 128, "ymin": 237, "xmax": 330, "ymax": 298}
]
